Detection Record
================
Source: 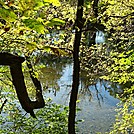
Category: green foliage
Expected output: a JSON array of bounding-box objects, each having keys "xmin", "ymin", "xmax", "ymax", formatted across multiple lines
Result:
[
  {"xmin": 0, "ymin": 98, "xmax": 68, "ymax": 134},
  {"xmin": 1, "ymin": 0, "xmax": 134, "ymax": 133},
  {"xmin": 45, "ymin": 18, "xmax": 65, "ymax": 27},
  {"xmin": 0, "ymin": 1, "xmax": 75, "ymax": 133},
  {"xmin": 102, "ymin": 50, "xmax": 134, "ymax": 133},
  {"xmin": 100, "ymin": 0, "xmax": 134, "ymax": 50},
  {"xmin": 23, "ymin": 19, "xmax": 45, "ymax": 34},
  {"xmin": 0, "ymin": 8, "xmax": 17, "ymax": 22},
  {"xmin": 95, "ymin": 0, "xmax": 134, "ymax": 133},
  {"xmin": 44, "ymin": 0, "xmax": 61, "ymax": 6},
  {"xmin": 101, "ymin": 50, "xmax": 134, "ymax": 84},
  {"xmin": 100, "ymin": 36, "xmax": 134, "ymax": 134},
  {"xmin": 0, "ymin": 0, "xmax": 75, "ymax": 57},
  {"xmin": 109, "ymin": 92, "xmax": 134, "ymax": 134},
  {"xmin": 80, "ymin": 44, "xmax": 109, "ymax": 78}
]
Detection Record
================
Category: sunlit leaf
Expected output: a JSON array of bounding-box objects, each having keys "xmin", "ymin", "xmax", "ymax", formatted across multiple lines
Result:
[
  {"xmin": 76, "ymin": 100, "xmax": 80, "ymax": 103},
  {"xmin": 42, "ymin": 45, "xmax": 51, "ymax": 53},
  {"xmin": 0, "ymin": 8, "xmax": 17, "ymax": 22},
  {"xmin": 44, "ymin": 18, "xmax": 65, "ymax": 27},
  {"xmin": 108, "ymin": 0, "xmax": 115, "ymax": 5},
  {"xmin": 51, "ymin": 18, "xmax": 65, "ymax": 24},
  {"xmin": 43, "ymin": 0, "xmax": 61, "ymax": 6},
  {"xmin": 23, "ymin": 19, "xmax": 45, "ymax": 34},
  {"xmin": 33, "ymin": 0, "xmax": 44, "ymax": 9}
]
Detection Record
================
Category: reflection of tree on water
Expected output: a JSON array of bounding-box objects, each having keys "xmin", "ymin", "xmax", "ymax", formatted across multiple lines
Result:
[
  {"xmin": 39, "ymin": 54, "xmax": 72, "ymax": 95},
  {"xmin": 40, "ymin": 66, "xmax": 61, "ymax": 96},
  {"xmin": 35, "ymin": 53, "xmax": 122, "ymax": 133},
  {"xmin": 79, "ymin": 75, "xmax": 106, "ymax": 106},
  {"xmin": 79, "ymin": 68, "xmax": 106, "ymax": 106},
  {"xmin": 102, "ymin": 81, "xmax": 123, "ymax": 97},
  {"xmin": 79, "ymin": 70, "xmax": 123, "ymax": 105},
  {"xmin": 38, "ymin": 54, "xmax": 121, "ymax": 105}
]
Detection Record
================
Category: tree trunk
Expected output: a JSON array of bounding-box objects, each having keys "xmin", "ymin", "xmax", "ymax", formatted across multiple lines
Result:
[
  {"xmin": 68, "ymin": 0, "xmax": 84, "ymax": 134},
  {"xmin": 93, "ymin": 0, "xmax": 99, "ymax": 17}
]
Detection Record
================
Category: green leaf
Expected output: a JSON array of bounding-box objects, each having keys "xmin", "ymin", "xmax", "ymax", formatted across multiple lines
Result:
[
  {"xmin": 42, "ymin": 46, "xmax": 51, "ymax": 53},
  {"xmin": 108, "ymin": 0, "xmax": 115, "ymax": 5},
  {"xmin": 51, "ymin": 18, "xmax": 65, "ymax": 24},
  {"xmin": 43, "ymin": 0, "xmax": 61, "ymax": 6},
  {"xmin": 33, "ymin": 0, "xmax": 44, "ymax": 10},
  {"xmin": 23, "ymin": 19, "xmax": 45, "ymax": 34},
  {"xmin": 26, "ymin": 42, "xmax": 37, "ymax": 50},
  {"xmin": 44, "ymin": 18, "xmax": 65, "ymax": 27},
  {"xmin": 0, "ymin": 8, "xmax": 17, "ymax": 22}
]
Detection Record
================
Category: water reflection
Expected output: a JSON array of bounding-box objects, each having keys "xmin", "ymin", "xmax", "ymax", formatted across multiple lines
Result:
[
  {"xmin": 39, "ymin": 56, "xmax": 119, "ymax": 133},
  {"xmin": 95, "ymin": 31, "xmax": 105, "ymax": 44}
]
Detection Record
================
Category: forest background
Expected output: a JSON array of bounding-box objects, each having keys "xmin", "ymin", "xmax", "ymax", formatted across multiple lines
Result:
[{"xmin": 0, "ymin": 0, "xmax": 133, "ymax": 134}]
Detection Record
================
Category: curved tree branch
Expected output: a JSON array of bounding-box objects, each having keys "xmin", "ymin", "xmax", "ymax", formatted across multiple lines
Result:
[{"xmin": 0, "ymin": 52, "xmax": 45, "ymax": 118}]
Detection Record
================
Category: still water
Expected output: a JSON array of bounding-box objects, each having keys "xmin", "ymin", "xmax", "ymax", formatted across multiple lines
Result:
[{"xmin": 40, "ymin": 58, "xmax": 120, "ymax": 134}]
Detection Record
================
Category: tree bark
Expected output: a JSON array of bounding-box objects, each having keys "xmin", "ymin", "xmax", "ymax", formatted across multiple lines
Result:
[
  {"xmin": 68, "ymin": 0, "xmax": 84, "ymax": 134},
  {"xmin": 0, "ymin": 52, "xmax": 45, "ymax": 118},
  {"xmin": 93, "ymin": 0, "xmax": 99, "ymax": 17}
]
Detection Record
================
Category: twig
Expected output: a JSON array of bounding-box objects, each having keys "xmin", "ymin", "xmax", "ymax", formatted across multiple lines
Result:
[{"xmin": 0, "ymin": 99, "xmax": 7, "ymax": 114}]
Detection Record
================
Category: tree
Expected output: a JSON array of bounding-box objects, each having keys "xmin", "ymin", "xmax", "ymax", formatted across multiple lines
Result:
[
  {"xmin": 68, "ymin": 0, "xmax": 84, "ymax": 133},
  {"xmin": 1, "ymin": 0, "xmax": 133, "ymax": 133},
  {"xmin": 99, "ymin": 0, "xmax": 134, "ymax": 133},
  {"xmin": 0, "ymin": 0, "xmax": 68, "ymax": 117}
]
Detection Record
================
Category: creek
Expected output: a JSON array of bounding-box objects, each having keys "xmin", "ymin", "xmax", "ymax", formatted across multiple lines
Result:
[{"xmin": 39, "ymin": 57, "xmax": 120, "ymax": 134}]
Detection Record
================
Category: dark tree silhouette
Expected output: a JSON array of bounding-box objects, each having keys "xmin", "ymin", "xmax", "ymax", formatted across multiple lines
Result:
[
  {"xmin": 93, "ymin": 0, "xmax": 99, "ymax": 17},
  {"xmin": 0, "ymin": 52, "xmax": 45, "ymax": 118},
  {"xmin": 68, "ymin": 0, "xmax": 84, "ymax": 133}
]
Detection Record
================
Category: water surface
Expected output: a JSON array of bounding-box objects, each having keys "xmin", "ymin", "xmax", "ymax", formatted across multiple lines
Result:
[{"xmin": 40, "ymin": 61, "xmax": 120, "ymax": 133}]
